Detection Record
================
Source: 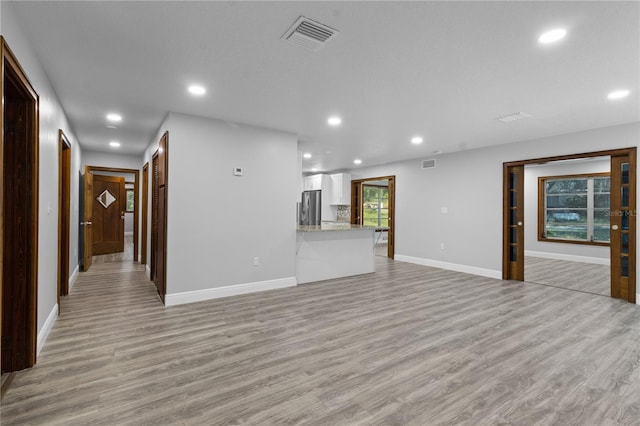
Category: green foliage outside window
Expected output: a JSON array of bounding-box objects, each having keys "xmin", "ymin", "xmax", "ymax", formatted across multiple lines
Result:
[
  {"xmin": 126, "ymin": 189, "xmax": 135, "ymax": 212},
  {"xmin": 363, "ymin": 185, "xmax": 389, "ymax": 227},
  {"xmin": 543, "ymin": 175, "xmax": 610, "ymax": 242}
]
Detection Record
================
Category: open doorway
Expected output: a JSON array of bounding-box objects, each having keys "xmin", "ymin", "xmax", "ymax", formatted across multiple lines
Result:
[
  {"xmin": 80, "ymin": 166, "xmax": 139, "ymax": 270},
  {"xmin": 503, "ymin": 148, "xmax": 636, "ymax": 303},
  {"xmin": 524, "ymin": 157, "xmax": 610, "ymax": 297},
  {"xmin": 351, "ymin": 175, "xmax": 395, "ymax": 259},
  {"xmin": 1, "ymin": 37, "xmax": 40, "ymax": 375}
]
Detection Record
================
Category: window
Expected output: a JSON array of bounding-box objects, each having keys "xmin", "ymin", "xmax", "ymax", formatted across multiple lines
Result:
[
  {"xmin": 125, "ymin": 188, "xmax": 135, "ymax": 212},
  {"xmin": 539, "ymin": 173, "xmax": 610, "ymax": 244},
  {"xmin": 363, "ymin": 185, "xmax": 388, "ymax": 227}
]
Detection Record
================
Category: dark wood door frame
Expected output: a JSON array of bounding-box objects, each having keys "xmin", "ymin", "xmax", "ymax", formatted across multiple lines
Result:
[
  {"xmin": 141, "ymin": 162, "xmax": 149, "ymax": 268},
  {"xmin": 85, "ymin": 165, "xmax": 139, "ymax": 262},
  {"xmin": 151, "ymin": 132, "xmax": 168, "ymax": 304},
  {"xmin": 351, "ymin": 175, "xmax": 396, "ymax": 259},
  {"xmin": 503, "ymin": 147, "xmax": 637, "ymax": 303},
  {"xmin": 1, "ymin": 36, "xmax": 40, "ymax": 372},
  {"xmin": 57, "ymin": 130, "xmax": 71, "ymax": 310}
]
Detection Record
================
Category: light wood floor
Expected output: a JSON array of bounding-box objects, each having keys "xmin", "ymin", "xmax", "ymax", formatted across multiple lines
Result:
[
  {"xmin": 92, "ymin": 234, "xmax": 134, "ymax": 264},
  {"xmin": 525, "ymin": 256, "xmax": 610, "ymax": 297},
  {"xmin": 1, "ymin": 257, "xmax": 638, "ymax": 425}
]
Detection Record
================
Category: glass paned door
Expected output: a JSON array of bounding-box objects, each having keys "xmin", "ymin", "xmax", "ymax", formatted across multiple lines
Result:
[
  {"xmin": 610, "ymin": 153, "xmax": 636, "ymax": 302},
  {"xmin": 504, "ymin": 165, "xmax": 524, "ymax": 280}
]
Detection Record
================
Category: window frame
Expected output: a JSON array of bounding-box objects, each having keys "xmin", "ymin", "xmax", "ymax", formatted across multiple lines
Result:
[
  {"xmin": 362, "ymin": 184, "xmax": 389, "ymax": 228},
  {"xmin": 125, "ymin": 186, "xmax": 135, "ymax": 213},
  {"xmin": 538, "ymin": 172, "xmax": 610, "ymax": 246}
]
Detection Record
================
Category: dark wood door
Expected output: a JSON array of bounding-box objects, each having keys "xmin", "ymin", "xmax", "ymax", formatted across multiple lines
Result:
[
  {"xmin": 503, "ymin": 165, "xmax": 525, "ymax": 280},
  {"xmin": 92, "ymin": 175, "xmax": 125, "ymax": 255},
  {"xmin": 610, "ymin": 152, "xmax": 636, "ymax": 303},
  {"xmin": 82, "ymin": 168, "xmax": 94, "ymax": 271},
  {"xmin": 1, "ymin": 37, "xmax": 39, "ymax": 373},
  {"xmin": 58, "ymin": 131, "xmax": 71, "ymax": 305},
  {"xmin": 387, "ymin": 177, "xmax": 395, "ymax": 259},
  {"xmin": 141, "ymin": 163, "xmax": 149, "ymax": 266},
  {"xmin": 151, "ymin": 132, "xmax": 168, "ymax": 304}
]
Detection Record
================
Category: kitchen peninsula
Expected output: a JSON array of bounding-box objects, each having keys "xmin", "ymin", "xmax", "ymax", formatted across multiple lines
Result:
[{"xmin": 296, "ymin": 223, "xmax": 377, "ymax": 284}]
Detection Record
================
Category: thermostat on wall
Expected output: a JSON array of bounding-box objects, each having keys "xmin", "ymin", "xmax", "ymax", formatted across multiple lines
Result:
[{"xmin": 233, "ymin": 167, "xmax": 244, "ymax": 176}]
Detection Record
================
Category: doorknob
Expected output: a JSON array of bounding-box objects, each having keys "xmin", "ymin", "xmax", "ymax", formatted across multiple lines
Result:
[
  {"xmin": 517, "ymin": 222, "xmax": 523, "ymax": 226},
  {"xmin": 611, "ymin": 225, "xmax": 619, "ymax": 230}
]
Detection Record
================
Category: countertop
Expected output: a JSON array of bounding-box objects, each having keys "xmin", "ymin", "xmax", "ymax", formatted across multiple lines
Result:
[{"xmin": 297, "ymin": 223, "xmax": 386, "ymax": 232}]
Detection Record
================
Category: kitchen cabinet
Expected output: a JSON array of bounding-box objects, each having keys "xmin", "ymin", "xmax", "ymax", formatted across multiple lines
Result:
[
  {"xmin": 303, "ymin": 174, "xmax": 331, "ymax": 192},
  {"xmin": 330, "ymin": 173, "xmax": 351, "ymax": 205}
]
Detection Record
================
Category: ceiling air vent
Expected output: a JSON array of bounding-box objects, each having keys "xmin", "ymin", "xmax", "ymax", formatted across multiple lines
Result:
[
  {"xmin": 282, "ymin": 16, "xmax": 339, "ymax": 52},
  {"xmin": 496, "ymin": 112, "xmax": 532, "ymax": 123},
  {"xmin": 422, "ymin": 159, "xmax": 437, "ymax": 169}
]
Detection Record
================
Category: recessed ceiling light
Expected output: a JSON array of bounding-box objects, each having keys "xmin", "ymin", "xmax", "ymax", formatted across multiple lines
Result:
[
  {"xmin": 411, "ymin": 136, "xmax": 423, "ymax": 144},
  {"xmin": 353, "ymin": 159, "xmax": 362, "ymax": 165},
  {"xmin": 327, "ymin": 116, "xmax": 342, "ymax": 126},
  {"xmin": 188, "ymin": 85, "xmax": 207, "ymax": 96},
  {"xmin": 109, "ymin": 141, "xmax": 121, "ymax": 148},
  {"xmin": 607, "ymin": 89, "xmax": 630, "ymax": 100},
  {"xmin": 311, "ymin": 168, "xmax": 318, "ymax": 172},
  {"xmin": 538, "ymin": 28, "xmax": 567, "ymax": 44},
  {"xmin": 106, "ymin": 113, "xmax": 122, "ymax": 122},
  {"xmin": 303, "ymin": 153, "xmax": 312, "ymax": 159}
]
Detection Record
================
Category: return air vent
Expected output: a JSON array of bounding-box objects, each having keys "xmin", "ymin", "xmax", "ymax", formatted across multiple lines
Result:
[
  {"xmin": 496, "ymin": 112, "xmax": 532, "ymax": 123},
  {"xmin": 282, "ymin": 16, "xmax": 339, "ymax": 51},
  {"xmin": 422, "ymin": 159, "xmax": 437, "ymax": 169}
]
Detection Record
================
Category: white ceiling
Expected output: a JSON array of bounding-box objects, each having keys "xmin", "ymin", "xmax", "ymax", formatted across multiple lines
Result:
[{"xmin": 8, "ymin": 1, "xmax": 639, "ymax": 173}]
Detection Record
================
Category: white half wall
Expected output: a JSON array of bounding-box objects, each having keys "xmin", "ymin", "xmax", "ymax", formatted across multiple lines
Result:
[{"xmin": 144, "ymin": 112, "xmax": 299, "ymax": 298}]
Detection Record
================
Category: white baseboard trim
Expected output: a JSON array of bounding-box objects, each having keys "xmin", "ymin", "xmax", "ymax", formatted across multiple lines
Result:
[
  {"xmin": 164, "ymin": 277, "xmax": 297, "ymax": 307},
  {"xmin": 69, "ymin": 264, "xmax": 79, "ymax": 290},
  {"xmin": 395, "ymin": 255, "xmax": 502, "ymax": 280},
  {"xmin": 37, "ymin": 304, "xmax": 58, "ymax": 356},
  {"xmin": 525, "ymin": 250, "xmax": 610, "ymax": 266}
]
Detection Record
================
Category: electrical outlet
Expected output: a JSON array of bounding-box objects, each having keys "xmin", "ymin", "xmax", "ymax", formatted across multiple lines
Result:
[
  {"xmin": 441, "ymin": 207, "xmax": 448, "ymax": 214},
  {"xmin": 253, "ymin": 257, "xmax": 259, "ymax": 266}
]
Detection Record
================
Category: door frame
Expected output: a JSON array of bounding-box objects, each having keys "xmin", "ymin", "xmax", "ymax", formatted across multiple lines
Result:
[
  {"xmin": 141, "ymin": 162, "xmax": 149, "ymax": 267},
  {"xmin": 85, "ymin": 165, "xmax": 140, "ymax": 262},
  {"xmin": 351, "ymin": 175, "xmax": 396, "ymax": 259},
  {"xmin": 1, "ymin": 36, "xmax": 40, "ymax": 371},
  {"xmin": 57, "ymin": 130, "xmax": 71, "ymax": 308},
  {"xmin": 503, "ymin": 147, "xmax": 636, "ymax": 303}
]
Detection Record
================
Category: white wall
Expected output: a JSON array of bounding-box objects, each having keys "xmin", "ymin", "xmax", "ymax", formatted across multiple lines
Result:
[
  {"xmin": 524, "ymin": 159, "xmax": 610, "ymax": 262},
  {"xmin": 143, "ymin": 113, "xmax": 299, "ymax": 303},
  {"xmin": 82, "ymin": 150, "xmax": 142, "ymax": 171},
  {"xmin": 347, "ymin": 122, "xmax": 639, "ymax": 282},
  {"xmin": 2, "ymin": 2, "xmax": 83, "ymax": 349}
]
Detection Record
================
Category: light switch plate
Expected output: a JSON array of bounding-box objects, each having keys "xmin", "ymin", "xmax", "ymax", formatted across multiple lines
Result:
[{"xmin": 233, "ymin": 167, "xmax": 244, "ymax": 176}]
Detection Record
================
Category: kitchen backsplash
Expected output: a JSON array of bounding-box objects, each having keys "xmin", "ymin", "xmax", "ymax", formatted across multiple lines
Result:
[{"xmin": 336, "ymin": 205, "xmax": 350, "ymax": 222}]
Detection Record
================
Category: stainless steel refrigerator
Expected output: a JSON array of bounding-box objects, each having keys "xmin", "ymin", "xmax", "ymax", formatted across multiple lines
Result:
[{"xmin": 299, "ymin": 190, "xmax": 321, "ymax": 225}]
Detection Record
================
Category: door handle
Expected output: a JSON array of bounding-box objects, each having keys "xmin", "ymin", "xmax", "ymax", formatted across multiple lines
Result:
[{"xmin": 81, "ymin": 221, "xmax": 93, "ymax": 225}]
